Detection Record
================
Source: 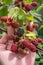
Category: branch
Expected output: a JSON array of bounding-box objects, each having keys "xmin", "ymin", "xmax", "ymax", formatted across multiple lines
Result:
[
  {"xmin": 0, "ymin": 27, "xmax": 7, "ymax": 32},
  {"xmin": 37, "ymin": 47, "xmax": 43, "ymax": 52}
]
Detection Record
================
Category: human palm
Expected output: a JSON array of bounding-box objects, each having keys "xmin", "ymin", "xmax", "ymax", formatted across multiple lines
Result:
[{"xmin": 0, "ymin": 26, "xmax": 36, "ymax": 65}]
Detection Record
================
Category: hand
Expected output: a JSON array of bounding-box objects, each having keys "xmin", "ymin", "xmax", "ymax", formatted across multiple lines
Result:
[
  {"xmin": 0, "ymin": 42, "xmax": 36, "ymax": 65},
  {"xmin": 0, "ymin": 26, "xmax": 36, "ymax": 65}
]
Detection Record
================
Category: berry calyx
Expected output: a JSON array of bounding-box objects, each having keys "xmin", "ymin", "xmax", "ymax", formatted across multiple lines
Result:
[
  {"xmin": 31, "ymin": 2, "xmax": 38, "ymax": 7},
  {"xmin": 11, "ymin": 44, "xmax": 18, "ymax": 52},
  {"xmin": 26, "ymin": 25, "xmax": 34, "ymax": 32},
  {"xmin": 24, "ymin": 4, "xmax": 32, "ymax": 11}
]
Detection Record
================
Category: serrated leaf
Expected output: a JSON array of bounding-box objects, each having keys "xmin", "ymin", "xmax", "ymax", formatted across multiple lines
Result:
[{"xmin": 2, "ymin": 0, "xmax": 13, "ymax": 5}]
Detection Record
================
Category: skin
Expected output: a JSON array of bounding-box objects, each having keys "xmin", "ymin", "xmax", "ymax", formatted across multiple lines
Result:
[{"xmin": 0, "ymin": 26, "xmax": 36, "ymax": 65}]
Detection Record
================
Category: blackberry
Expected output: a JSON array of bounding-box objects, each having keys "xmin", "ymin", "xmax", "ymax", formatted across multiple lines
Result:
[
  {"xmin": 31, "ymin": 2, "xmax": 38, "ymax": 7},
  {"xmin": 12, "ymin": 21, "xmax": 20, "ymax": 28},
  {"xmin": 0, "ymin": 16, "xmax": 7, "ymax": 22},
  {"xmin": 17, "ymin": 28, "xmax": 24, "ymax": 37},
  {"xmin": 37, "ymin": 38, "xmax": 42, "ymax": 43},
  {"xmin": 22, "ymin": 40, "xmax": 37, "ymax": 52},
  {"xmin": 26, "ymin": 25, "xmax": 34, "ymax": 32},
  {"xmin": 31, "ymin": 39, "xmax": 38, "ymax": 46},
  {"xmin": 24, "ymin": 4, "xmax": 32, "ymax": 11},
  {"xmin": 11, "ymin": 44, "xmax": 18, "ymax": 52},
  {"xmin": 33, "ymin": 23, "xmax": 39, "ymax": 28}
]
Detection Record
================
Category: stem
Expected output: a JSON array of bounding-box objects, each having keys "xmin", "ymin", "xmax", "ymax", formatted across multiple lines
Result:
[
  {"xmin": 0, "ymin": 27, "xmax": 7, "ymax": 32},
  {"xmin": 37, "ymin": 47, "xmax": 43, "ymax": 52}
]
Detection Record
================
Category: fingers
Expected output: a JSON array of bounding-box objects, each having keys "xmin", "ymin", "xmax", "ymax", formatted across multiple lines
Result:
[
  {"xmin": 21, "ymin": 50, "xmax": 36, "ymax": 65},
  {"xmin": 0, "ymin": 44, "xmax": 6, "ymax": 51},
  {"xmin": 0, "ymin": 50, "xmax": 36, "ymax": 65},
  {"xmin": 0, "ymin": 51, "xmax": 17, "ymax": 65},
  {"xmin": 7, "ymin": 26, "xmax": 14, "ymax": 39},
  {"xmin": 0, "ymin": 34, "xmax": 8, "ymax": 44},
  {"xmin": 0, "ymin": 34, "xmax": 8, "ymax": 51}
]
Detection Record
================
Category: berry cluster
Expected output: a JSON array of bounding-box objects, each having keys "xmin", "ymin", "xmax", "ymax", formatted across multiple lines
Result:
[
  {"xmin": 14, "ymin": 0, "xmax": 38, "ymax": 12},
  {"xmin": 0, "ymin": 1, "xmax": 43, "ymax": 56}
]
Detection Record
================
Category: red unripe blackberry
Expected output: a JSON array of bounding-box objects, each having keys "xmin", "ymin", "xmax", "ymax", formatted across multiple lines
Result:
[
  {"xmin": 22, "ymin": 40, "xmax": 37, "ymax": 52},
  {"xmin": 37, "ymin": 38, "xmax": 42, "ymax": 43},
  {"xmin": 33, "ymin": 23, "xmax": 39, "ymax": 28},
  {"xmin": 12, "ymin": 21, "xmax": 20, "ymax": 28},
  {"xmin": 0, "ymin": 16, "xmax": 7, "ymax": 22},
  {"xmin": 31, "ymin": 39, "xmax": 38, "ymax": 46},
  {"xmin": 14, "ymin": 0, "xmax": 19, "ymax": 4},
  {"xmin": 8, "ymin": 17, "xmax": 13, "ymax": 22},
  {"xmin": 11, "ymin": 44, "xmax": 18, "ymax": 52},
  {"xmin": 6, "ymin": 21, "xmax": 12, "ymax": 26},
  {"xmin": 15, "ymin": 4, "xmax": 20, "ymax": 7},
  {"xmin": 26, "ymin": 25, "xmax": 34, "ymax": 32},
  {"xmin": 24, "ymin": 4, "xmax": 32, "ymax": 11},
  {"xmin": 31, "ymin": 2, "xmax": 38, "ymax": 7}
]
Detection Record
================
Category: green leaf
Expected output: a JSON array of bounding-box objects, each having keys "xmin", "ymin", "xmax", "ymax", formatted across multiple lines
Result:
[
  {"xmin": 0, "ymin": 62, "xmax": 2, "ymax": 65},
  {"xmin": 30, "ymin": 11, "xmax": 42, "ymax": 22},
  {"xmin": 0, "ymin": 6, "xmax": 8, "ymax": 17},
  {"xmin": 38, "ymin": 43, "xmax": 42, "ymax": 49},
  {"xmin": 36, "ymin": 0, "xmax": 43, "ymax": 5},
  {"xmin": 2, "ymin": 0, "xmax": 13, "ymax": 5},
  {"xmin": 8, "ymin": 7, "xmax": 26, "ymax": 25},
  {"xmin": 40, "ymin": 25, "xmax": 43, "ymax": 29},
  {"xmin": 36, "ymin": 53, "xmax": 40, "ymax": 61},
  {"xmin": 26, "ymin": 14, "xmax": 34, "ymax": 21},
  {"xmin": 8, "ymin": 7, "xmax": 19, "ymax": 20},
  {"xmin": 36, "ymin": 4, "xmax": 43, "ymax": 13},
  {"xmin": 24, "ymin": 0, "xmax": 32, "ymax": 3}
]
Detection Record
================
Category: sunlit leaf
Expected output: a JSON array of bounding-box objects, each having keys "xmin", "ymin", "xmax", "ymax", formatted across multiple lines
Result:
[
  {"xmin": 2, "ymin": 0, "xmax": 13, "ymax": 5},
  {"xmin": 24, "ymin": 0, "xmax": 32, "ymax": 3}
]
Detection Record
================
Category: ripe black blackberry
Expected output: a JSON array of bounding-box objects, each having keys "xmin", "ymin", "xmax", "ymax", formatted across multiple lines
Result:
[{"xmin": 17, "ymin": 28, "xmax": 24, "ymax": 37}]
